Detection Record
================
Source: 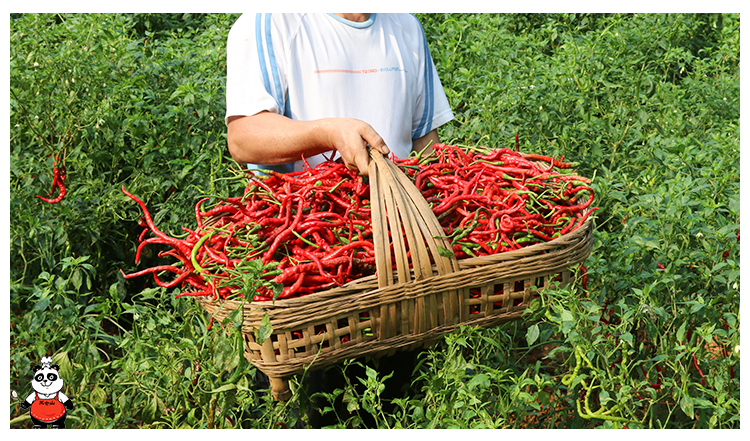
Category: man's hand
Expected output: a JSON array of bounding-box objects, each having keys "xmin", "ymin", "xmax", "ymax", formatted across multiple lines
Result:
[
  {"xmin": 319, "ymin": 118, "xmax": 390, "ymax": 175},
  {"xmin": 227, "ymin": 112, "xmax": 389, "ymax": 176}
]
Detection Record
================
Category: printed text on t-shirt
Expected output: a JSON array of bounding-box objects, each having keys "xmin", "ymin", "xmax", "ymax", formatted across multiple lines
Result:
[{"xmin": 314, "ymin": 67, "xmax": 407, "ymax": 74}]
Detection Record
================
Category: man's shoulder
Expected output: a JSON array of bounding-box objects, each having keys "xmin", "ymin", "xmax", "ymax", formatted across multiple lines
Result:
[
  {"xmin": 379, "ymin": 13, "xmax": 423, "ymax": 32},
  {"xmin": 377, "ymin": 14, "xmax": 425, "ymax": 50},
  {"xmin": 230, "ymin": 13, "xmax": 309, "ymax": 36}
]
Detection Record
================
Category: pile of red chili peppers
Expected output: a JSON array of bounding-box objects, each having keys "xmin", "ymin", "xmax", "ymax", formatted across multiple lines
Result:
[
  {"xmin": 121, "ymin": 144, "xmax": 595, "ymax": 302},
  {"xmin": 394, "ymin": 144, "xmax": 596, "ymax": 259}
]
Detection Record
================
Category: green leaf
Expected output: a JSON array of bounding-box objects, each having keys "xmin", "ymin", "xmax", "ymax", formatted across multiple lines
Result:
[
  {"xmin": 90, "ymin": 386, "xmax": 108, "ymax": 406},
  {"xmin": 728, "ymin": 195, "xmax": 740, "ymax": 214},
  {"xmin": 526, "ymin": 324, "xmax": 540, "ymax": 346},
  {"xmin": 560, "ymin": 309, "xmax": 576, "ymax": 335},
  {"xmin": 680, "ymin": 395, "xmax": 695, "ymax": 419},
  {"xmin": 138, "ymin": 287, "xmax": 162, "ymax": 300},
  {"xmin": 601, "ymin": 79, "xmax": 623, "ymax": 88},
  {"xmin": 34, "ymin": 293, "xmax": 51, "ymax": 312},
  {"xmin": 676, "ymin": 321, "xmax": 687, "ymax": 343},
  {"xmin": 209, "ymin": 383, "xmax": 237, "ymax": 393},
  {"xmin": 712, "ymin": 262, "xmax": 728, "ymax": 273},
  {"xmin": 643, "ymin": 238, "xmax": 661, "ymax": 249},
  {"xmin": 437, "ymin": 245, "xmax": 455, "ymax": 258},
  {"xmin": 580, "ymin": 301, "xmax": 601, "ymax": 314},
  {"xmin": 637, "ymin": 109, "xmax": 649, "ymax": 125},
  {"xmin": 466, "ymin": 373, "xmax": 490, "ymax": 390},
  {"xmin": 52, "ymin": 351, "xmax": 72, "ymax": 379},
  {"xmin": 619, "ymin": 331, "xmax": 634, "ymax": 347},
  {"xmin": 224, "ymin": 304, "xmax": 244, "ymax": 330},
  {"xmin": 346, "ymin": 398, "xmax": 360, "ymax": 412},
  {"xmin": 144, "ymin": 391, "xmax": 159, "ymax": 423},
  {"xmin": 724, "ymin": 313, "xmax": 737, "ymax": 328},
  {"xmin": 365, "ymin": 365, "xmax": 378, "ymax": 380},
  {"xmin": 254, "ymin": 313, "xmax": 273, "ymax": 344},
  {"xmin": 561, "ymin": 309, "xmax": 574, "ymax": 322},
  {"xmin": 609, "ymin": 190, "xmax": 628, "ymax": 204},
  {"xmin": 71, "ymin": 269, "xmax": 82, "ymax": 291}
]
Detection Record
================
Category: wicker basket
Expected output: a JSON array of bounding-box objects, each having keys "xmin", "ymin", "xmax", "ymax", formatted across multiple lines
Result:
[{"xmin": 197, "ymin": 150, "xmax": 594, "ymax": 400}]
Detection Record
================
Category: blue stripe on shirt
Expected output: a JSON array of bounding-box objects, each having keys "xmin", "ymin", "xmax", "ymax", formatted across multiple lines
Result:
[
  {"xmin": 414, "ymin": 22, "xmax": 434, "ymax": 139},
  {"xmin": 264, "ymin": 13, "xmax": 284, "ymax": 111},
  {"xmin": 250, "ymin": 14, "xmax": 292, "ymax": 172},
  {"xmin": 255, "ymin": 13, "xmax": 273, "ymax": 103}
]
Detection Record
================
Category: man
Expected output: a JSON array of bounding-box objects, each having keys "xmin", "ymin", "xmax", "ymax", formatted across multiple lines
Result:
[
  {"xmin": 225, "ymin": 13, "xmax": 454, "ymax": 427},
  {"xmin": 225, "ymin": 13, "xmax": 453, "ymax": 175}
]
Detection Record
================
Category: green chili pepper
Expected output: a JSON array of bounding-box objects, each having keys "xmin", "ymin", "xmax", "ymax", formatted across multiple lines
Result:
[
  {"xmin": 292, "ymin": 230, "xmax": 321, "ymax": 250},
  {"xmin": 191, "ymin": 231, "xmax": 214, "ymax": 273}
]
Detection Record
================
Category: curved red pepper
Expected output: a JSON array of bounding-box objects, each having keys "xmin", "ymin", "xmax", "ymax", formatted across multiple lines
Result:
[{"xmin": 37, "ymin": 157, "xmax": 67, "ymax": 204}]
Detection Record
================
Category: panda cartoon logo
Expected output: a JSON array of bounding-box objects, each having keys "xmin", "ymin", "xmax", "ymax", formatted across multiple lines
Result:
[{"xmin": 19, "ymin": 356, "xmax": 75, "ymax": 428}]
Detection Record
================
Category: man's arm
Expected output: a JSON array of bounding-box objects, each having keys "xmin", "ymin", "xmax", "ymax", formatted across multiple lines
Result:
[
  {"xmin": 412, "ymin": 129, "xmax": 440, "ymax": 157},
  {"xmin": 227, "ymin": 111, "xmax": 389, "ymax": 176}
]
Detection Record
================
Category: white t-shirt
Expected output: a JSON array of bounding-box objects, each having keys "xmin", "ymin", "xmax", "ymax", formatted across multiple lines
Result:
[{"xmin": 225, "ymin": 13, "xmax": 454, "ymax": 172}]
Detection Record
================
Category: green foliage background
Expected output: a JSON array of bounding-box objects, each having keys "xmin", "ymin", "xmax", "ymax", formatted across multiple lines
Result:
[{"xmin": 9, "ymin": 13, "xmax": 740, "ymax": 428}]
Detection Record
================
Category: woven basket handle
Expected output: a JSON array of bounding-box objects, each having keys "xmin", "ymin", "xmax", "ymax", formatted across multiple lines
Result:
[{"xmin": 368, "ymin": 150, "xmax": 460, "ymax": 289}]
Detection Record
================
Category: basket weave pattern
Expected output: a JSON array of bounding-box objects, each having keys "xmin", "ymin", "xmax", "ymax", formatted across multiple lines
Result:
[{"xmin": 197, "ymin": 150, "xmax": 593, "ymax": 400}]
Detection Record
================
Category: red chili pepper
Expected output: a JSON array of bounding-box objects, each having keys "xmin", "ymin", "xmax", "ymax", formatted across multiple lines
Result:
[
  {"xmin": 122, "ymin": 185, "xmax": 193, "ymax": 258},
  {"xmin": 137, "ymin": 227, "xmax": 149, "ymax": 243},
  {"xmin": 120, "ymin": 265, "xmax": 184, "ymax": 279},
  {"xmin": 278, "ymin": 272, "xmax": 306, "ymax": 298},
  {"xmin": 324, "ymin": 240, "xmax": 376, "ymax": 261},
  {"xmin": 262, "ymin": 198, "xmax": 305, "ymax": 264},
  {"xmin": 37, "ymin": 156, "xmax": 67, "ymax": 204},
  {"xmin": 44, "ymin": 161, "xmax": 60, "ymax": 197},
  {"xmin": 639, "ymin": 365, "xmax": 662, "ymax": 389},
  {"xmin": 194, "ymin": 197, "xmax": 211, "ymax": 230},
  {"xmin": 692, "ymin": 354, "xmax": 705, "ymax": 387},
  {"xmin": 36, "ymin": 180, "xmax": 67, "ymax": 203},
  {"xmin": 519, "ymin": 152, "xmax": 574, "ymax": 169},
  {"xmin": 580, "ymin": 265, "xmax": 588, "ymax": 291}
]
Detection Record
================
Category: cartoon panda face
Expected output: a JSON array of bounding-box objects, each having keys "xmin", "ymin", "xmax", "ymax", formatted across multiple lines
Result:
[{"xmin": 31, "ymin": 365, "xmax": 64, "ymax": 396}]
